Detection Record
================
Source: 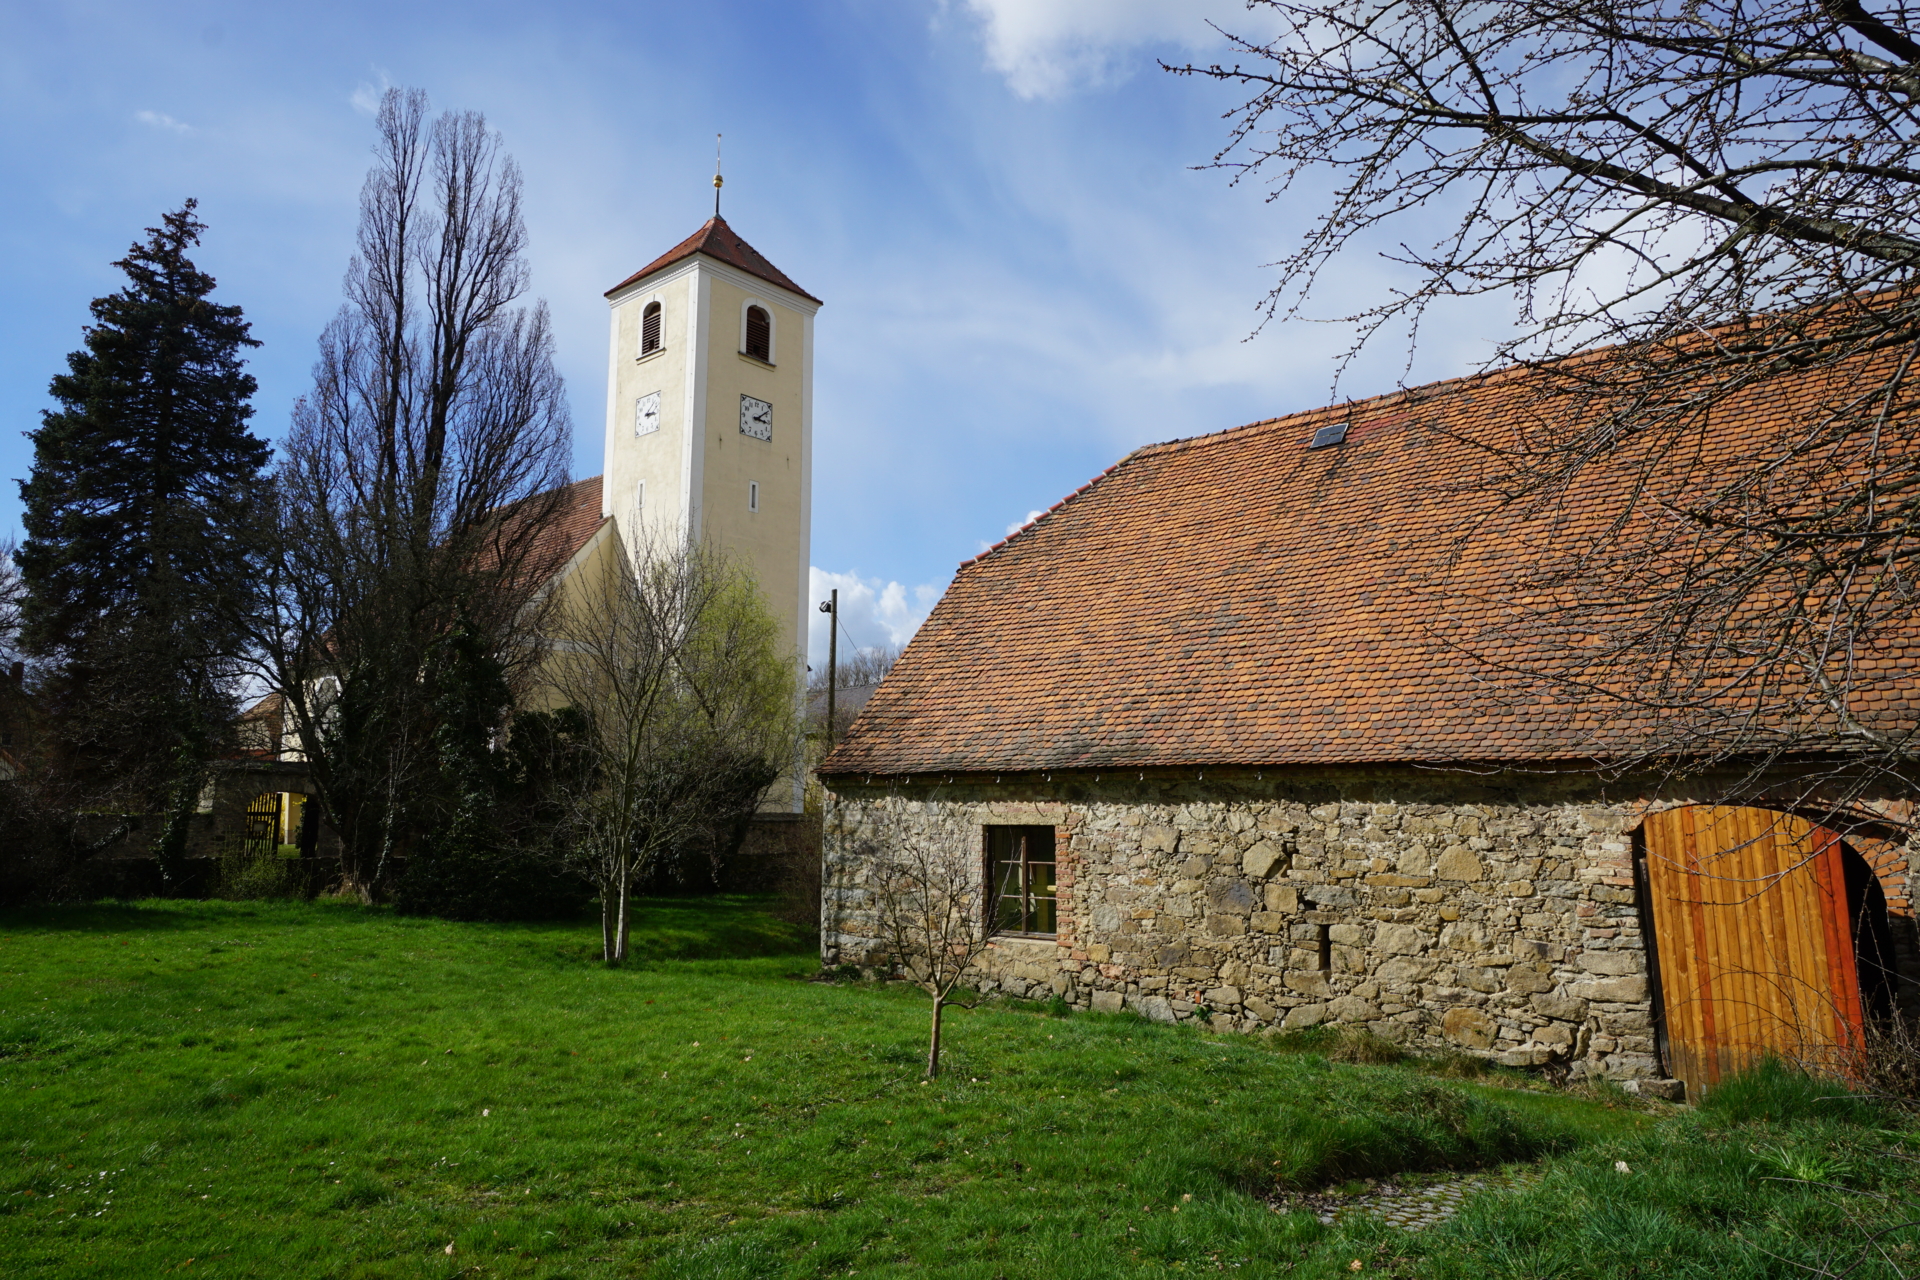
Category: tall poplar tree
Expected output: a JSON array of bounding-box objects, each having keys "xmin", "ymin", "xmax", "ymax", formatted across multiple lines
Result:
[{"xmin": 18, "ymin": 201, "xmax": 268, "ymax": 880}]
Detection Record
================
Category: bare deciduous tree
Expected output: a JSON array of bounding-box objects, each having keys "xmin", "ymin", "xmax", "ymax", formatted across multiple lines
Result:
[
  {"xmin": 264, "ymin": 87, "xmax": 571, "ymax": 900},
  {"xmin": 861, "ymin": 818, "xmax": 999, "ymax": 1078},
  {"xmin": 547, "ymin": 534, "xmax": 798, "ymax": 964},
  {"xmin": 1174, "ymin": 1, "xmax": 1920, "ymax": 801}
]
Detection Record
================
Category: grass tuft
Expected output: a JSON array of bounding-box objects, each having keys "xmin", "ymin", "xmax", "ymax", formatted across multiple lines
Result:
[{"xmin": 1699, "ymin": 1055, "xmax": 1888, "ymax": 1126}]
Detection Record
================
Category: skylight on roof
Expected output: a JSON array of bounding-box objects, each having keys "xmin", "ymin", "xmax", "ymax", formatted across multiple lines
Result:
[{"xmin": 1309, "ymin": 423, "xmax": 1348, "ymax": 449}]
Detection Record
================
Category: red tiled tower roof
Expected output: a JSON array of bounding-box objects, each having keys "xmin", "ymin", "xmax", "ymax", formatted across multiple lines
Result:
[{"xmin": 605, "ymin": 216, "xmax": 820, "ymax": 304}]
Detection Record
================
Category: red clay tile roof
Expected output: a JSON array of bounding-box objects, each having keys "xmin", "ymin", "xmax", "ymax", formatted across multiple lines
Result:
[
  {"xmin": 516, "ymin": 475, "xmax": 609, "ymax": 582},
  {"xmin": 605, "ymin": 216, "xmax": 821, "ymax": 305},
  {"xmin": 820, "ymin": 356, "xmax": 1918, "ymax": 777}
]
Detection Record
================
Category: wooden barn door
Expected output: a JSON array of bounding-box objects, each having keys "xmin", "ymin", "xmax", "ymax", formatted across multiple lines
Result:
[{"xmin": 1641, "ymin": 806, "xmax": 1866, "ymax": 1094}]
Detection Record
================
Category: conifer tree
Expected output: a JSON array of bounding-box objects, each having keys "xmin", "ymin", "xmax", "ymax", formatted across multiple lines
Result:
[{"xmin": 18, "ymin": 201, "xmax": 267, "ymax": 881}]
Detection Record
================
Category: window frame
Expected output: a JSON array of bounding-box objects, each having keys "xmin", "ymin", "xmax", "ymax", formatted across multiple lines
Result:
[
  {"xmin": 639, "ymin": 299, "xmax": 664, "ymax": 357},
  {"xmin": 986, "ymin": 825, "xmax": 1058, "ymax": 938},
  {"xmin": 739, "ymin": 297, "xmax": 776, "ymax": 364}
]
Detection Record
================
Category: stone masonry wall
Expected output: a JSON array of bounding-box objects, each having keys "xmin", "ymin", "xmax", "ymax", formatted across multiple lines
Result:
[{"xmin": 822, "ymin": 769, "xmax": 1917, "ymax": 1082}]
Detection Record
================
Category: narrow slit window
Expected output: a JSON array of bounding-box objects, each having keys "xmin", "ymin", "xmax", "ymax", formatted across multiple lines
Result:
[
  {"xmin": 1316, "ymin": 922, "xmax": 1332, "ymax": 971},
  {"xmin": 640, "ymin": 301, "xmax": 663, "ymax": 355},
  {"xmin": 988, "ymin": 825, "xmax": 1057, "ymax": 936},
  {"xmin": 744, "ymin": 304, "xmax": 771, "ymax": 362},
  {"xmin": 748, "ymin": 481, "xmax": 759, "ymax": 512}
]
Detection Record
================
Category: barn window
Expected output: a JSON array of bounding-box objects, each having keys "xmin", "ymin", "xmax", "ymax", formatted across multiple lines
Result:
[
  {"xmin": 988, "ymin": 826, "xmax": 1057, "ymax": 936},
  {"xmin": 640, "ymin": 300, "xmax": 663, "ymax": 355},
  {"xmin": 744, "ymin": 304, "xmax": 772, "ymax": 362}
]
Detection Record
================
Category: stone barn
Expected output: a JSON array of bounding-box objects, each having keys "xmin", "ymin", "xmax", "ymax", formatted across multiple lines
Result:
[{"xmin": 816, "ymin": 362, "xmax": 1918, "ymax": 1099}]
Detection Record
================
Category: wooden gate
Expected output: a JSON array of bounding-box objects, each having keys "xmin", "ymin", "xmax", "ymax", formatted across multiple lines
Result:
[
  {"xmin": 243, "ymin": 792, "xmax": 282, "ymax": 855},
  {"xmin": 1641, "ymin": 805, "xmax": 1865, "ymax": 1093}
]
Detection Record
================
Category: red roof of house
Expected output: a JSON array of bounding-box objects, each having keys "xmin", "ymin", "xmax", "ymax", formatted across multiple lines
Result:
[
  {"xmin": 605, "ymin": 216, "xmax": 821, "ymax": 305},
  {"xmin": 820, "ymin": 353, "xmax": 1919, "ymax": 777}
]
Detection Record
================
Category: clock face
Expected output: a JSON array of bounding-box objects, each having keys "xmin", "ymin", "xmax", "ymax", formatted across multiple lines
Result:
[
  {"xmin": 634, "ymin": 391, "xmax": 661, "ymax": 437},
  {"xmin": 739, "ymin": 394, "xmax": 773, "ymax": 441}
]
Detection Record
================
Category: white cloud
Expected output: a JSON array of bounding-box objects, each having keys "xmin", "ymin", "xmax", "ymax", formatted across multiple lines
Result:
[
  {"xmin": 960, "ymin": 0, "xmax": 1276, "ymax": 98},
  {"xmin": 807, "ymin": 567, "xmax": 945, "ymax": 668},
  {"xmin": 134, "ymin": 110, "xmax": 190, "ymax": 133},
  {"xmin": 349, "ymin": 69, "xmax": 394, "ymax": 116},
  {"xmin": 1006, "ymin": 508, "xmax": 1045, "ymax": 536}
]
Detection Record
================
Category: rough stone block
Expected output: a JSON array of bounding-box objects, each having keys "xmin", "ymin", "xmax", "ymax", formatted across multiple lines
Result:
[
  {"xmin": 1283, "ymin": 1003, "xmax": 1328, "ymax": 1029},
  {"xmin": 1506, "ymin": 963, "xmax": 1556, "ymax": 994},
  {"xmin": 1142, "ymin": 826, "xmax": 1179, "ymax": 853},
  {"xmin": 1205, "ymin": 986, "xmax": 1243, "ymax": 1007},
  {"xmin": 1205, "ymin": 915, "xmax": 1247, "ymax": 937},
  {"xmin": 1285, "ymin": 971, "xmax": 1332, "ymax": 999},
  {"xmin": 1574, "ymin": 976, "xmax": 1649, "ymax": 1002},
  {"xmin": 1249, "ymin": 912, "xmax": 1288, "ymax": 934},
  {"xmin": 1442, "ymin": 1006, "xmax": 1497, "ymax": 1049},
  {"xmin": 1264, "ymin": 884, "xmax": 1299, "ymax": 913},
  {"xmin": 1207, "ymin": 879, "xmax": 1256, "ymax": 914},
  {"xmin": 1531, "ymin": 994, "xmax": 1589, "ymax": 1022},
  {"xmin": 1091, "ymin": 905, "xmax": 1122, "ymax": 933},
  {"xmin": 1436, "ymin": 846, "xmax": 1485, "ymax": 881},
  {"xmin": 1534, "ymin": 1022, "xmax": 1574, "ymax": 1047},
  {"xmin": 1130, "ymin": 994, "xmax": 1176, "ymax": 1023},
  {"xmin": 1624, "ymin": 1078, "xmax": 1686, "ymax": 1102},
  {"xmin": 1375, "ymin": 956, "xmax": 1434, "ymax": 983},
  {"xmin": 1087, "ymin": 944, "xmax": 1111, "ymax": 962},
  {"xmin": 1501, "ymin": 880, "xmax": 1536, "ymax": 897},
  {"xmin": 1328, "ymin": 995, "xmax": 1381, "ymax": 1022},
  {"xmin": 1243, "ymin": 842, "xmax": 1288, "ymax": 880},
  {"xmin": 1456, "ymin": 965, "xmax": 1503, "ymax": 994},
  {"xmin": 1373, "ymin": 923, "xmax": 1432, "ymax": 955},
  {"xmin": 1578, "ymin": 951, "xmax": 1643, "ymax": 976},
  {"xmin": 1329, "ymin": 923, "xmax": 1366, "ymax": 945}
]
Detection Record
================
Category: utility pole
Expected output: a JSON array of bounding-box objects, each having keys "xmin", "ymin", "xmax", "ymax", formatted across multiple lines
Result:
[{"xmin": 818, "ymin": 589, "xmax": 838, "ymax": 747}]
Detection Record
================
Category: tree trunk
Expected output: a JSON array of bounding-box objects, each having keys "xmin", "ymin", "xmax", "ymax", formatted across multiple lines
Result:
[
  {"xmin": 615, "ymin": 860, "xmax": 632, "ymax": 964},
  {"xmin": 926, "ymin": 992, "xmax": 944, "ymax": 1079},
  {"xmin": 601, "ymin": 883, "xmax": 616, "ymax": 962}
]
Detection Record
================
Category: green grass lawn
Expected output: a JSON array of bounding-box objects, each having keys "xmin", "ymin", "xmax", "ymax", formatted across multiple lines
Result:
[{"xmin": 0, "ymin": 897, "xmax": 1911, "ymax": 1279}]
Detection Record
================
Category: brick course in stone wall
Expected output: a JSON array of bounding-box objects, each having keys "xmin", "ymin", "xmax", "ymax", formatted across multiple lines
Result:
[{"xmin": 821, "ymin": 769, "xmax": 1917, "ymax": 1082}]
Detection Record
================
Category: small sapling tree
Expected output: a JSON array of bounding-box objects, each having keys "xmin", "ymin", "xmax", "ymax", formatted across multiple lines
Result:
[
  {"xmin": 547, "ymin": 533, "xmax": 797, "ymax": 964},
  {"xmin": 867, "ymin": 825, "xmax": 1001, "ymax": 1079}
]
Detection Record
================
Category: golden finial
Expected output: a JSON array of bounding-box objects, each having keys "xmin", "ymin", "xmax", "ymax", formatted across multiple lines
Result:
[{"xmin": 713, "ymin": 133, "xmax": 723, "ymax": 217}]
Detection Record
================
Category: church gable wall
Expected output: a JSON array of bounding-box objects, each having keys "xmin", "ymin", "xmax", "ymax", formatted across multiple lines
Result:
[{"xmin": 822, "ymin": 770, "xmax": 1914, "ymax": 1082}]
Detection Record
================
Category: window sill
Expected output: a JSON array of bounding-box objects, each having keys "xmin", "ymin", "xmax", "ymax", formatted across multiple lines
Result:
[
  {"xmin": 992, "ymin": 933, "xmax": 1059, "ymax": 945},
  {"xmin": 635, "ymin": 348, "xmax": 666, "ymax": 365},
  {"xmin": 737, "ymin": 351, "xmax": 776, "ymax": 369}
]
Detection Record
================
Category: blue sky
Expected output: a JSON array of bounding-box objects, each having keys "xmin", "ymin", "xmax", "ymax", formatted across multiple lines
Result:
[{"xmin": 0, "ymin": 0, "xmax": 1514, "ymax": 664}]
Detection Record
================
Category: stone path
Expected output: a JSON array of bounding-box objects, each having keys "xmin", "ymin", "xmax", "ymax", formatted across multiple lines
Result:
[{"xmin": 1272, "ymin": 1168, "xmax": 1541, "ymax": 1232}]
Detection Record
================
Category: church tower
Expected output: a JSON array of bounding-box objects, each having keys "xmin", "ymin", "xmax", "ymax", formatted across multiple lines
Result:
[{"xmin": 601, "ymin": 216, "xmax": 820, "ymax": 773}]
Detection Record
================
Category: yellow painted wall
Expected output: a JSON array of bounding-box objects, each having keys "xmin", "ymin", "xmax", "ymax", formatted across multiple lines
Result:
[
  {"xmin": 696, "ymin": 274, "xmax": 807, "ymax": 666},
  {"xmin": 605, "ymin": 272, "xmax": 696, "ymax": 541}
]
